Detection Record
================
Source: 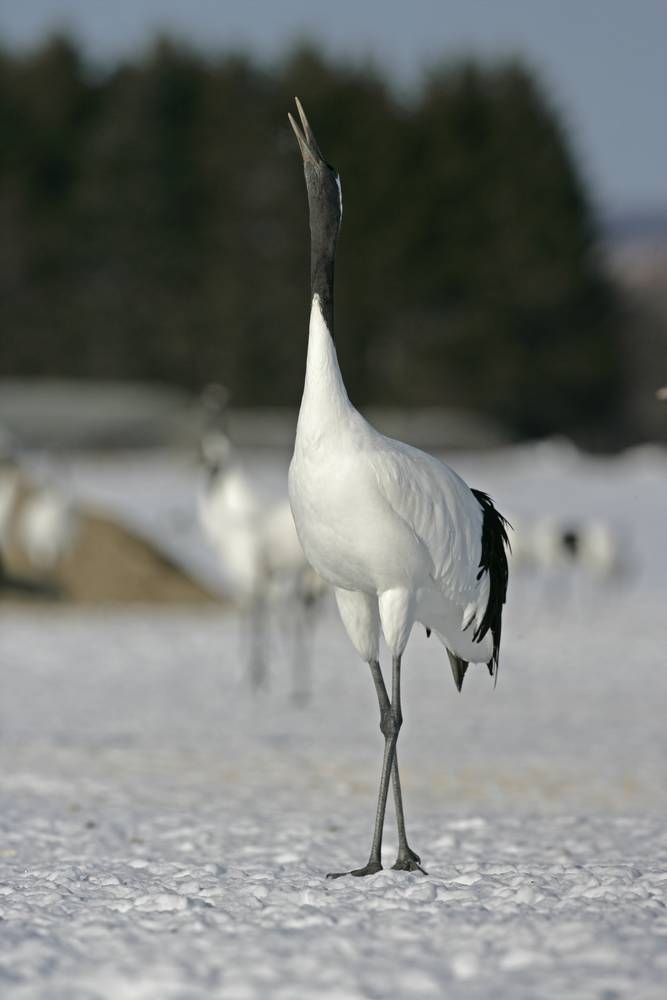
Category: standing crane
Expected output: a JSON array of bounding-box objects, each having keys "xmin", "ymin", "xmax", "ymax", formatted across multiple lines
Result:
[
  {"xmin": 198, "ymin": 385, "xmax": 324, "ymax": 703},
  {"xmin": 18, "ymin": 475, "xmax": 79, "ymax": 573},
  {"xmin": 287, "ymin": 100, "xmax": 510, "ymax": 877},
  {"xmin": 0, "ymin": 429, "xmax": 19, "ymax": 569}
]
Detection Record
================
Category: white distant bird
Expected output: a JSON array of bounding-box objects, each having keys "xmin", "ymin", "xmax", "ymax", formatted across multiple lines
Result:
[
  {"xmin": 18, "ymin": 476, "xmax": 79, "ymax": 572},
  {"xmin": 287, "ymin": 99, "xmax": 510, "ymax": 877},
  {"xmin": 579, "ymin": 518, "xmax": 626, "ymax": 581},
  {"xmin": 504, "ymin": 513, "xmax": 536, "ymax": 573},
  {"xmin": 0, "ymin": 433, "xmax": 20, "ymax": 563},
  {"xmin": 199, "ymin": 390, "xmax": 324, "ymax": 702},
  {"xmin": 531, "ymin": 516, "xmax": 578, "ymax": 574},
  {"xmin": 531, "ymin": 515, "xmax": 626, "ymax": 584}
]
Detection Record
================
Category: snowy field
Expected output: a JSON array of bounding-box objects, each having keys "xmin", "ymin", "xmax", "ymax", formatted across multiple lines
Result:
[{"xmin": 1, "ymin": 443, "xmax": 667, "ymax": 998}]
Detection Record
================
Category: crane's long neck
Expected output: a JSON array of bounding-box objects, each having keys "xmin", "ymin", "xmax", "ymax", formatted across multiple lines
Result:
[
  {"xmin": 310, "ymin": 221, "xmax": 336, "ymax": 337},
  {"xmin": 305, "ymin": 166, "xmax": 340, "ymax": 340},
  {"xmin": 299, "ymin": 294, "xmax": 350, "ymax": 436},
  {"xmin": 297, "ymin": 167, "xmax": 348, "ymax": 436}
]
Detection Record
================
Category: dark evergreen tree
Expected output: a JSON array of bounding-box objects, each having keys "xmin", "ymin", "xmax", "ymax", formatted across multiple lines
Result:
[{"xmin": 0, "ymin": 36, "xmax": 624, "ymax": 442}]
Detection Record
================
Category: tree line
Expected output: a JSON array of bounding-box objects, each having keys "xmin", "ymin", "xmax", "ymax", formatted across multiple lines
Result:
[{"xmin": 0, "ymin": 36, "xmax": 624, "ymax": 441}]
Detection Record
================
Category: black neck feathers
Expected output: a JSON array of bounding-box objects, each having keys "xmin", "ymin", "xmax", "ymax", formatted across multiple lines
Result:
[
  {"xmin": 304, "ymin": 161, "xmax": 340, "ymax": 338},
  {"xmin": 310, "ymin": 227, "xmax": 336, "ymax": 334},
  {"xmin": 288, "ymin": 99, "xmax": 342, "ymax": 339}
]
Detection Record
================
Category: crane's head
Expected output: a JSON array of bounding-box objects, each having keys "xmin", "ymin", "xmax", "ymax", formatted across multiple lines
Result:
[
  {"xmin": 289, "ymin": 97, "xmax": 342, "ymax": 244},
  {"xmin": 198, "ymin": 384, "xmax": 232, "ymax": 478},
  {"xmin": 200, "ymin": 383, "xmax": 230, "ymax": 429}
]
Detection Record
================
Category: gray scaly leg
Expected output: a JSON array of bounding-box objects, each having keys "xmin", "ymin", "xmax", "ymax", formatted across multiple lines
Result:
[{"xmin": 328, "ymin": 655, "xmax": 424, "ymax": 878}]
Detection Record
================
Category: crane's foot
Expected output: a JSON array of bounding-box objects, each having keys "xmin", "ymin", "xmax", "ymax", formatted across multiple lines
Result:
[
  {"xmin": 392, "ymin": 846, "xmax": 427, "ymax": 874},
  {"xmin": 326, "ymin": 859, "xmax": 383, "ymax": 879}
]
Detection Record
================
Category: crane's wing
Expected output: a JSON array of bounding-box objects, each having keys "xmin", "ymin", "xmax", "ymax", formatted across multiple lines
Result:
[
  {"xmin": 368, "ymin": 437, "xmax": 484, "ymax": 600},
  {"xmin": 367, "ymin": 435, "xmax": 509, "ymax": 668}
]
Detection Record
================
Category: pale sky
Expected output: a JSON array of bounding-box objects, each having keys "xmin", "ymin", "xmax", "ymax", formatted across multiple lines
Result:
[{"xmin": 1, "ymin": 0, "xmax": 665, "ymax": 217}]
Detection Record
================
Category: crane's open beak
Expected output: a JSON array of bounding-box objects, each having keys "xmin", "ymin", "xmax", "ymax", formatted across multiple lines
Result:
[{"xmin": 288, "ymin": 97, "xmax": 325, "ymax": 168}]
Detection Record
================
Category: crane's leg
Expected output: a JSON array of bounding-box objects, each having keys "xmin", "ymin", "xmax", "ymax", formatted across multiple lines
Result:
[
  {"xmin": 390, "ymin": 748, "xmax": 425, "ymax": 873},
  {"xmin": 290, "ymin": 596, "xmax": 310, "ymax": 707},
  {"xmin": 368, "ymin": 659, "xmax": 424, "ymax": 872},
  {"xmin": 328, "ymin": 655, "xmax": 423, "ymax": 878}
]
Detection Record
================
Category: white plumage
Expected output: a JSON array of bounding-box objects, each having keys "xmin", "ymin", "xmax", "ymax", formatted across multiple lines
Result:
[
  {"xmin": 200, "ymin": 435, "xmax": 312, "ymax": 598},
  {"xmin": 199, "ymin": 425, "xmax": 324, "ymax": 699},
  {"xmin": 18, "ymin": 481, "xmax": 79, "ymax": 571},
  {"xmin": 0, "ymin": 466, "xmax": 19, "ymax": 559},
  {"xmin": 580, "ymin": 518, "xmax": 625, "ymax": 581},
  {"xmin": 289, "ymin": 298, "xmax": 494, "ymax": 667},
  {"xmin": 0, "ymin": 429, "xmax": 19, "ymax": 561}
]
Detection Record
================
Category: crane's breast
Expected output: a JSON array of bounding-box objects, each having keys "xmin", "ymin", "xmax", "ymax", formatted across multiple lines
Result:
[{"xmin": 288, "ymin": 447, "xmax": 429, "ymax": 593}]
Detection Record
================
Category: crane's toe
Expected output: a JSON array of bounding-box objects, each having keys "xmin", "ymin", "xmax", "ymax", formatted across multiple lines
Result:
[
  {"xmin": 392, "ymin": 846, "xmax": 427, "ymax": 874},
  {"xmin": 326, "ymin": 860, "xmax": 383, "ymax": 879}
]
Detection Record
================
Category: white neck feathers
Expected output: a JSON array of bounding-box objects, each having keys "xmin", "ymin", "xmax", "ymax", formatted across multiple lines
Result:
[{"xmin": 296, "ymin": 294, "xmax": 351, "ymax": 440}]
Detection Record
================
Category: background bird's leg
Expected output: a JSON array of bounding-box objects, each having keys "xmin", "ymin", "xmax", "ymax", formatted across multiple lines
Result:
[
  {"xmin": 328, "ymin": 655, "xmax": 404, "ymax": 879},
  {"xmin": 248, "ymin": 590, "xmax": 268, "ymax": 692},
  {"xmin": 290, "ymin": 596, "xmax": 310, "ymax": 707}
]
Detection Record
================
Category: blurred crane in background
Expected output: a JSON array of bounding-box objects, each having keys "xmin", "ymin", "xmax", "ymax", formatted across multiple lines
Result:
[
  {"xmin": 0, "ymin": 428, "xmax": 20, "ymax": 570},
  {"xmin": 508, "ymin": 514, "xmax": 630, "ymax": 611},
  {"xmin": 0, "ymin": 431, "xmax": 70, "ymax": 598},
  {"xmin": 531, "ymin": 517, "xmax": 627, "ymax": 583},
  {"xmin": 198, "ymin": 385, "xmax": 324, "ymax": 704},
  {"xmin": 17, "ymin": 467, "xmax": 80, "ymax": 574}
]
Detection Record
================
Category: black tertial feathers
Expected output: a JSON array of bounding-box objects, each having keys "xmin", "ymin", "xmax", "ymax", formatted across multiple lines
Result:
[
  {"xmin": 447, "ymin": 650, "xmax": 469, "ymax": 693},
  {"xmin": 470, "ymin": 489, "xmax": 511, "ymax": 680}
]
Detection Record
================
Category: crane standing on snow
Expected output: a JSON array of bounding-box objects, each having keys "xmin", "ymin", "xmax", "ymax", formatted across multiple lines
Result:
[
  {"xmin": 0, "ymin": 431, "xmax": 19, "ymax": 569},
  {"xmin": 18, "ymin": 473, "xmax": 79, "ymax": 573},
  {"xmin": 198, "ymin": 386, "xmax": 324, "ymax": 704},
  {"xmin": 288, "ymin": 100, "xmax": 510, "ymax": 877}
]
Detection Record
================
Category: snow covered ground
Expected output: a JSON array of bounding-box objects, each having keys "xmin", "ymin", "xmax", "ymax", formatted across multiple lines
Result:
[{"xmin": 1, "ymin": 443, "xmax": 666, "ymax": 998}]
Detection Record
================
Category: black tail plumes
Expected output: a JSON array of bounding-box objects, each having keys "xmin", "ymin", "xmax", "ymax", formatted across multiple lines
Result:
[{"xmin": 470, "ymin": 489, "xmax": 511, "ymax": 680}]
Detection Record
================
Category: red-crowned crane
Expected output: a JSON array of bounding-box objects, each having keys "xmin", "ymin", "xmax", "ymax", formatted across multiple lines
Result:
[
  {"xmin": 287, "ymin": 100, "xmax": 510, "ymax": 877},
  {"xmin": 198, "ymin": 386, "xmax": 325, "ymax": 704}
]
